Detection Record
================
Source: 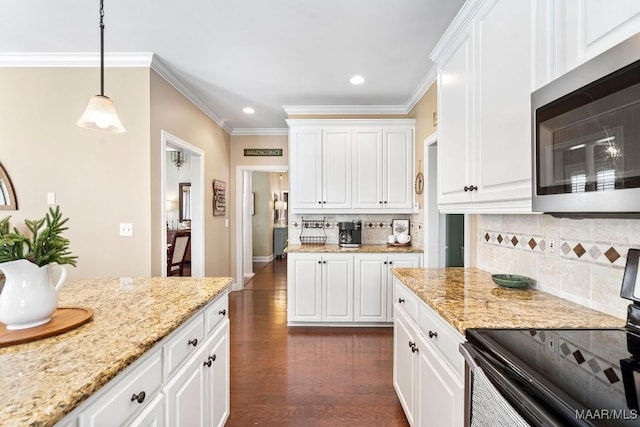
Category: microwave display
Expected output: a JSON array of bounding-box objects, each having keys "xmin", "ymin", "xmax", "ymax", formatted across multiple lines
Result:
[{"xmin": 536, "ymin": 59, "xmax": 640, "ymax": 197}]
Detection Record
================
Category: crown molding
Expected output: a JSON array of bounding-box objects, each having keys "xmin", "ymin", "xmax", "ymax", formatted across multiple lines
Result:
[
  {"xmin": 0, "ymin": 52, "xmax": 154, "ymax": 67},
  {"xmin": 150, "ymin": 55, "xmax": 232, "ymax": 134},
  {"xmin": 404, "ymin": 65, "xmax": 437, "ymax": 113},
  {"xmin": 231, "ymin": 128, "xmax": 289, "ymax": 136},
  {"xmin": 286, "ymin": 118, "xmax": 415, "ymax": 128},
  {"xmin": 282, "ymin": 104, "xmax": 408, "ymax": 116},
  {"xmin": 430, "ymin": 0, "xmax": 485, "ymax": 63}
]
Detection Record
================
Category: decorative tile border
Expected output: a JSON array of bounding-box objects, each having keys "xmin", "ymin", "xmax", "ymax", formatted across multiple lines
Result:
[{"xmin": 483, "ymin": 229, "xmax": 629, "ymax": 267}]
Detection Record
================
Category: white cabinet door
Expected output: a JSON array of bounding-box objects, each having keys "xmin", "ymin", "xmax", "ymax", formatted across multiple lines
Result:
[
  {"xmin": 203, "ymin": 321, "xmax": 230, "ymax": 427},
  {"xmin": 415, "ymin": 333, "xmax": 464, "ymax": 427},
  {"xmin": 474, "ymin": 0, "xmax": 532, "ymax": 204},
  {"xmin": 393, "ymin": 306, "xmax": 417, "ymax": 426},
  {"xmin": 323, "ymin": 129, "xmax": 352, "ymax": 209},
  {"xmin": 556, "ymin": 0, "xmax": 640, "ymax": 76},
  {"xmin": 322, "ymin": 254, "xmax": 354, "ymax": 322},
  {"xmin": 354, "ymin": 254, "xmax": 387, "ymax": 322},
  {"xmin": 128, "ymin": 393, "xmax": 165, "ymax": 427},
  {"xmin": 383, "ymin": 128, "xmax": 414, "ymax": 209},
  {"xmin": 164, "ymin": 346, "xmax": 206, "ymax": 427},
  {"xmin": 290, "ymin": 128, "xmax": 323, "ymax": 211},
  {"xmin": 437, "ymin": 30, "xmax": 474, "ymax": 205},
  {"xmin": 287, "ymin": 254, "xmax": 322, "ymax": 322},
  {"xmin": 353, "ymin": 128, "xmax": 383, "ymax": 209}
]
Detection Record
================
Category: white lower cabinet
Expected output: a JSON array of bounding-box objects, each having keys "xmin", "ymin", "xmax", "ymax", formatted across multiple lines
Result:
[
  {"xmin": 354, "ymin": 253, "xmax": 421, "ymax": 322},
  {"xmin": 60, "ymin": 291, "xmax": 230, "ymax": 427},
  {"xmin": 164, "ymin": 320, "xmax": 229, "ymax": 427},
  {"xmin": 393, "ymin": 279, "xmax": 464, "ymax": 426},
  {"xmin": 288, "ymin": 252, "xmax": 422, "ymax": 325},
  {"xmin": 287, "ymin": 253, "xmax": 353, "ymax": 323}
]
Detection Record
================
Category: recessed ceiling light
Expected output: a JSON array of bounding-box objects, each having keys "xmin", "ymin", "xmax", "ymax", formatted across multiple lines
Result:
[
  {"xmin": 350, "ymin": 75, "xmax": 366, "ymax": 85},
  {"xmin": 243, "ymin": 107, "xmax": 255, "ymax": 114}
]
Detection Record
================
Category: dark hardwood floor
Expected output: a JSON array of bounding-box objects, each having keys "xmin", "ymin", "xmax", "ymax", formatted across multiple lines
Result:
[{"xmin": 227, "ymin": 258, "xmax": 409, "ymax": 426}]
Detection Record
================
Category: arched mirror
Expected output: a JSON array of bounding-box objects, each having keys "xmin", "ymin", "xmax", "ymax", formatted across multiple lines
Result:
[
  {"xmin": 0, "ymin": 162, "xmax": 17, "ymax": 210},
  {"xmin": 179, "ymin": 182, "xmax": 191, "ymax": 221}
]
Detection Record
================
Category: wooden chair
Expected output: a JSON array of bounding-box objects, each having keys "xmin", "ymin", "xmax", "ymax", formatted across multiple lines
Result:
[{"xmin": 167, "ymin": 230, "xmax": 191, "ymax": 276}]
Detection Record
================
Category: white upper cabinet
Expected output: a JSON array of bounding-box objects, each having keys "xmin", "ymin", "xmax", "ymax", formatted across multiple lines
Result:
[
  {"xmin": 288, "ymin": 119, "xmax": 415, "ymax": 214},
  {"xmin": 432, "ymin": 0, "xmax": 533, "ymax": 213},
  {"xmin": 553, "ymin": 0, "xmax": 640, "ymax": 78}
]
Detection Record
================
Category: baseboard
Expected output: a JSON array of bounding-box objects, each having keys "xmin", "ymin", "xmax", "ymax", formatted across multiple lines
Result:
[
  {"xmin": 243, "ymin": 272, "xmax": 255, "ymax": 279},
  {"xmin": 252, "ymin": 255, "xmax": 274, "ymax": 263}
]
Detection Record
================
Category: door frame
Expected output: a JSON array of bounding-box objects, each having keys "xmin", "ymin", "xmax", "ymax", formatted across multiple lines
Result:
[
  {"xmin": 161, "ymin": 130, "xmax": 205, "ymax": 277},
  {"xmin": 235, "ymin": 165, "xmax": 289, "ymax": 289},
  {"xmin": 423, "ymin": 133, "xmax": 471, "ymax": 267}
]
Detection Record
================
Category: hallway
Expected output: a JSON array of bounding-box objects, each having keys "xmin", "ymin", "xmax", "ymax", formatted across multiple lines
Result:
[{"xmin": 227, "ymin": 258, "xmax": 409, "ymax": 426}]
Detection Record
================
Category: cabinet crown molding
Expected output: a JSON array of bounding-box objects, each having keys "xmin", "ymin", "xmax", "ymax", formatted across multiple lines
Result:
[
  {"xmin": 429, "ymin": 0, "xmax": 487, "ymax": 64},
  {"xmin": 286, "ymin": 118, "xmax": 415, "ymax": 128}
]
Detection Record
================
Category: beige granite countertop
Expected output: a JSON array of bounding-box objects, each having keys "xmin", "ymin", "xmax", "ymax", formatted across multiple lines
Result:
[
  {"xmin": 0, "ymin": 276, "xmax": 232, "ymax": 427},
  {"xmin": 286, "ymin": 243, "xmax": 423, "ymax": 254},
  {"xmin": 392, "ymin": 268, "xmax": 624, "ymax": 334}
]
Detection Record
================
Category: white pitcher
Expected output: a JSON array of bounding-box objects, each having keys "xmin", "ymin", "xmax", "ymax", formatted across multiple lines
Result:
[{"xmin": 0, "ymin": 259, "xmax": 67, "ymax": 330}]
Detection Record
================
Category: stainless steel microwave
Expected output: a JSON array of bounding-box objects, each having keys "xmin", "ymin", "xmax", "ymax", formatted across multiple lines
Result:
[{"xmin": 532, "ymin": 33, "xmax": 640, "ymax": 214}]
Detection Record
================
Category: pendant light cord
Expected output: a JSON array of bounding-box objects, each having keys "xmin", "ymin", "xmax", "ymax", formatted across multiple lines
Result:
[{"xmin": 99, "ymin": 0, "xmax": 105, "ymax": 96}]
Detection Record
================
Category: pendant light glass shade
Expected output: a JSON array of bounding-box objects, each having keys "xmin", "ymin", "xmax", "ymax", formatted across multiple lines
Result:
[
  {"xmin": 77, "ymin": 0, "xmax": 125, "ymax": 133},
  {"xmin": 77, "ymin": 95, "xmax": 125, "ymax": 133}
]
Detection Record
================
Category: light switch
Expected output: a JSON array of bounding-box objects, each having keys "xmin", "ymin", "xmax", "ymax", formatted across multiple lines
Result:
[
  {"xmin": 119, "ymin": 223, "xmax": 134, "ymax": 237},
  {"xmin": 47, "ymin": 192, "xmax": 56, "ymax": 205}
]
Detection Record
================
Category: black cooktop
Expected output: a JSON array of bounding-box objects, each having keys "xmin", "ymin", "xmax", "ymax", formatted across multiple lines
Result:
[{"xmin": 467, "ymin": 327, "xmax": 640, "ymax": 426}]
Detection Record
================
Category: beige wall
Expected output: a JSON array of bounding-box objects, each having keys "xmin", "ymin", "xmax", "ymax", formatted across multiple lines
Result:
[
  {"xmin": 229, "ymin": 135, "xmax": 288, "ymax": 283},
  {"xmin": 150, "ymin": 70, "xmax": 231, "ymax": 277},
  {"xmin": 0, "ymin": 67, "xmax": 151, "ymax": 281}
]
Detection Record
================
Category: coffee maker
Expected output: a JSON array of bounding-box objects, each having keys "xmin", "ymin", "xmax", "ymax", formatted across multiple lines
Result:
[{"xmin": 338, "ymin": 220, "xmax": 362, "ymax": 248}]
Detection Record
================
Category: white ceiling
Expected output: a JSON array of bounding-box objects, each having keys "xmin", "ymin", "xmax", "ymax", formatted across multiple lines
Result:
[{"xmin": 0, "ymin": 0, "xmax": 465, "ymax": 133}]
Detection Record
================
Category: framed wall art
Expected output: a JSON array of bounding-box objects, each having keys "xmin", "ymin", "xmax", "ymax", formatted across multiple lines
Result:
[
  {"xmin": 392, "ymin": 219, "xmax": 410, "ymax": 236},
  {"xmin": 213, "ymin": 179, "xmax": 226, "ymax": 216}
]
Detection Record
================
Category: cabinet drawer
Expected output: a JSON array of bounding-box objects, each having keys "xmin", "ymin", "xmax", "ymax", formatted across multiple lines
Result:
[
  {"xmin": 164, "ymin": 313, "xmax": 205, "ymax": 378},
  {"xmin": 418, "ymin": 303, "xmax": 464, "ymax": 377},
  {"xmin": 393, "ymin": 279, "xmax": 418, "ymax": 323},
  {"xmin": 205, "ymin": 294, "xmax": 228, "ymax": 336},
  {"xmin": 78, "ymin": 349, "xmax": 162, "ymax": 427}
]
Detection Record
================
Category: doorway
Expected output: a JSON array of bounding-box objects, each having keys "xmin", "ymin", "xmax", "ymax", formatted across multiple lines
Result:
[
  {"xmin": 161, "ymin": 130, "xmax": 205, "ymax": 277},
  {"xmin": 235, "ymin": 165, "xmax": 288, "ymax": 290},
  {"xmin": 424, "ymin": 133, "xmax": 469, "ymax": 267}
]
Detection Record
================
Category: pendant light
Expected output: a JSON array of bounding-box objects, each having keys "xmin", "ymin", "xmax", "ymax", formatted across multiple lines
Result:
[{"xmin": 77, "ymin": 0, "xmax": 125, "ymax": 133}]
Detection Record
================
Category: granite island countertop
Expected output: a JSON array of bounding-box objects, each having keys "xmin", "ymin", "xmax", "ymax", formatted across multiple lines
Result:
[
  {"xmin": 392, "ymin": 268, "xmax": 623, "ymax": 334},
  {"xmin": 286, "ymin": 243, "xmax": 423, "ymax": 254},
  {"xmin": 0, "ymin": 276, "xmax": 232, "ymax": 427}
]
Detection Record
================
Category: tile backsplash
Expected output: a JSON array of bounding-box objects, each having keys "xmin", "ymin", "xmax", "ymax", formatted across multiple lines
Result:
[
  {"xmin": 289, "ymin": 214, "xmax": 424, "ymax": 247},
  {"xmin": 476, "ymin": 214, "xmax": 640, "ymax": 320}
]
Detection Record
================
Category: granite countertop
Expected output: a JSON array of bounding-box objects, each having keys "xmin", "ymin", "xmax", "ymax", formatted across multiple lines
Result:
[
  {"xmin": 0, "ymin": 276, "xmax": 232, "ymax": 427},
  {"xmin": 286, "ymin": 244, "xmax": 423, "ymax": 254},
  {"xmin": 392, "ymin": 268, "xmax": 624, "ymax": 334}
]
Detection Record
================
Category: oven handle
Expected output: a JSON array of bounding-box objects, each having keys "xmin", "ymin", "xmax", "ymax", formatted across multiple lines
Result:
[{"xmin": 459, "ymin": 342, "xmax": 479, "ymax": 372}]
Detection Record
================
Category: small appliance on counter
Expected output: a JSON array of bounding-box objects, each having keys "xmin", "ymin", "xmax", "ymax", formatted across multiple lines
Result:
[
  {"xmin": 460, "ymin": 249, "xmax": 640, "ymax": 426},
  {"xmin": 338, "ymin": 220, "xmax": 362, "ymax": 248}
]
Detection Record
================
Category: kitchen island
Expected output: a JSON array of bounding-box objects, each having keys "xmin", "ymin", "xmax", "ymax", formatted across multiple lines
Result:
[
  {"xmin": 389, "ymin": 267, "xmax": 623, "ymax": 427},
  {"xmin": 0, "ymin": 276, "xmax": 231, "ymax": 427}
]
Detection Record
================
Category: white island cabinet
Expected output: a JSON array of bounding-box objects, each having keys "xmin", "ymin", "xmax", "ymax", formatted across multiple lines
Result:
[
  {"xmin": 58, "ymin": 290, "xmax": 230, "ymax": 427},
  {"xmin": 393, "ymin": 278, "xmax": 464, "ymax": 427}
]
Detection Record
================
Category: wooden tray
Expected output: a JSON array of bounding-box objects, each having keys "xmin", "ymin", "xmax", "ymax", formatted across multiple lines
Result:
[
  {"xmin": 0, "ymin": 307, "xmax": 94, "ymax": 347},
  {"xmin": 387, "ymin": 242, "xmax": 412, "ymax": 247}
]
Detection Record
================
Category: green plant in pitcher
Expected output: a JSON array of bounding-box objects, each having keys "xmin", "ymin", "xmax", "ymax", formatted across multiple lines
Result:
[{"xmin": 0, "ymin": 206, "xmax": 78, "ymax": 267}]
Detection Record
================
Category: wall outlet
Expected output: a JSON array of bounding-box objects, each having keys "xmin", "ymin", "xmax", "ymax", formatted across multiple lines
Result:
[
  {"xmin": 549, "ymin": 239, "xmax": 555, "ymax": 253},
  {"xmin": 47, "ymin": 192, "xmax": 56, "ymax": 205},
  {"xmin": 119, "ymin": 223, "xmax": 134, "ymax": 237}
]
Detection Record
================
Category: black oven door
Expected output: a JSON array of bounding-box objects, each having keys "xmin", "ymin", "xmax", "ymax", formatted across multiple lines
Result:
[{"xmin": 460, "ymin": 342, "xmax": 584, "ymax": 427}]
